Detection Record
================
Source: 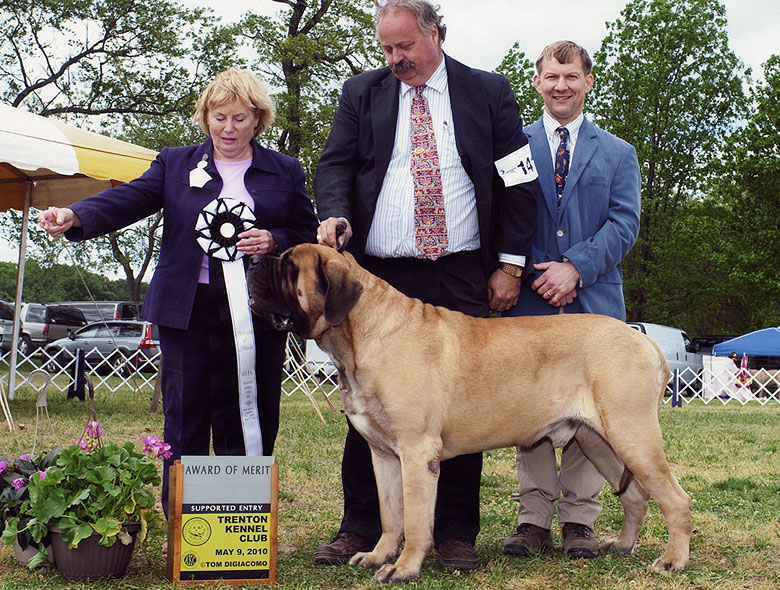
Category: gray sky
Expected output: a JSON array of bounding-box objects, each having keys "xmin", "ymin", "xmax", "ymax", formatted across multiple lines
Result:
[{"xmin": 2, "ymin": 0, "xmax": 777, "ymax": 265}]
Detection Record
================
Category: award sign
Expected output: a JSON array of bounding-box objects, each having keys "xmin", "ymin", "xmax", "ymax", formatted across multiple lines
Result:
[{"xmin": 167, "ymin": 456, "xmax": 278, "ymax": 586}]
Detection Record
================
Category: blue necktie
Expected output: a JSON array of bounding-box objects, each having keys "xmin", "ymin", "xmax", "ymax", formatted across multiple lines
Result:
[{"xmin": 554, "ymin": 127, "xmax": 570, "ymax": 208}]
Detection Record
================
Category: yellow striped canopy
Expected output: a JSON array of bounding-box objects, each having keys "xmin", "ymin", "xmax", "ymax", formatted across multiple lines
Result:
[{"xmin": 0, "ymin": 103, "xmax": 157, "ymax": 212}]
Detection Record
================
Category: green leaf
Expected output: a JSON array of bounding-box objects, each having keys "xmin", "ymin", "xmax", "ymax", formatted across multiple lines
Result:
[
  {"xmin": 93, "ymin": 517, "xmax": 121, "ymax": 538},
  {"xmin": 0, "ymin": 518, "xmax": 18, "ymax": 545}
]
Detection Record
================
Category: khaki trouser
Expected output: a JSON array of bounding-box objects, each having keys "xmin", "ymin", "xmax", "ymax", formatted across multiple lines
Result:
[{"xmin": 512, "ymin": 439, "xmax": 604, "ymax": 530}]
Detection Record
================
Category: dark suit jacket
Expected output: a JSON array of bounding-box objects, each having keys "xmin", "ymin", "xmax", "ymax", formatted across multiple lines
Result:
[
  {"xmin": 66, "ymin": 138, "xmax": 318, "ymax": 329},
  {"xmin": 511, "ymin": 117, "xmax": 640, "ymax": 320},
  {"xmin": 314, "ymin": 54, "xmax": 538, "ymax": 274}
]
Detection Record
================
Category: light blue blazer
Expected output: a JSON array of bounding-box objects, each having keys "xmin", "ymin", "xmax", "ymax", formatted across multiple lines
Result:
[{"xmin": 504, "ymin": 116, "xmax": 640, "ymax": 320}]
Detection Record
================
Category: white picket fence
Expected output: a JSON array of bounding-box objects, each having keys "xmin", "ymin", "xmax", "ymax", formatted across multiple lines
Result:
[{"xmin": 1, "ymin": 336, "xmax": 778, "ymax": 406}]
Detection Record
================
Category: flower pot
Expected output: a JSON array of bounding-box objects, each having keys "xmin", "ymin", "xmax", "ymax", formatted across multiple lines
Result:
[
  {"xmin": 48, "ymin": 524, "xmax": 140, "ymax": 581},
  {"xmin": 12, "ymin": 536, "xmax": 53, "ymax": 565}
]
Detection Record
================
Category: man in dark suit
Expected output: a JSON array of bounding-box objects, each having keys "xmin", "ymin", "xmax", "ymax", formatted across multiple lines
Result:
[
  {"xmin": 501, "ymin": 41, "xmax": 640, "ymax": 560},
  {"xmin": 314, "ymin": 0, "xmax": 539, "ymax": 569}
]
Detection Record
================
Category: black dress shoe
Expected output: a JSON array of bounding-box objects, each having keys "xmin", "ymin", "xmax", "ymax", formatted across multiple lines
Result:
[
  {"xmin": 436, "ymin": 538, "xmax": 480, "ymax": 570},
  {"xmin": 313, "ymin": 531, "xmax": 374, "ymax": 565}
]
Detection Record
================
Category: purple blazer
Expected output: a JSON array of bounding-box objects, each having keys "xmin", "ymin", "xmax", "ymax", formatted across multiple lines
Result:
[{"xmin": 67, "ymin": 138, "xmax": 318, "ymax": 329}]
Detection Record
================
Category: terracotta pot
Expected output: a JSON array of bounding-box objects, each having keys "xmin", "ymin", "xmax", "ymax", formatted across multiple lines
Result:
[{"xmin": 48, "ymin": 524, "xmax": 140, "ymax": 581}]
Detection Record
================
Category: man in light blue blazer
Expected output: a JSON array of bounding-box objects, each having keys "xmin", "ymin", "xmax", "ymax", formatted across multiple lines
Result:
[{"xmin": 501, "ymin": 41, "xmax": 641, "ymax": 560}]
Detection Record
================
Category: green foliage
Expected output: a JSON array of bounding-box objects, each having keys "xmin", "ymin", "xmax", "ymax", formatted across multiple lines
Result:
[
  {"xmin": 494, "ymin": 42, "xmax": 543, "ymax": 126},
  {"xmin": 0, "ymin": 449, "xmax": 60, "ymax": 559},
  {"xmin": 589, "ymin": 0, "xmax": 749, "ymax": 330},
  {"xmin": 0, "ymin": 0, "xmax": 238, "ymax": 299},
  {"xmin": 0, "ymin": 260, "xmax": 143, "ymax": 303},
  {"xmin": 239, "ymin": 0, "xmax": 382, "ymax": 191},
  {"xmin": 708, "ymin": 54, "xmax": 780, "ymax": 332},
  {"xmin": 2, "ymin": 430, "xmax": 164, "ymax": 569},
  {"xmin": 0, "ymin": 0, "xmax": 235, "ymax": 122}
]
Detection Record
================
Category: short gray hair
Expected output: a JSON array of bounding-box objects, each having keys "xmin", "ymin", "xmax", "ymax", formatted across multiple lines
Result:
[{"xmin": 374, "ymin": 0, "xmax": 446, "ymax": 43}]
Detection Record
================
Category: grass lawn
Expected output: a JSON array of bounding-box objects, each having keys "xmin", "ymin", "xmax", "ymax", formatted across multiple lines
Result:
[{"xmin": 1, "ymin": 379, "xmax": 778, "ymax": 589}]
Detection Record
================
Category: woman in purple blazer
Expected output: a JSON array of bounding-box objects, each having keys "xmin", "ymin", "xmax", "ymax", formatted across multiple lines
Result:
[{"xmin": 40, "ymin": 69, "xmax": 318, "ymax": 515}]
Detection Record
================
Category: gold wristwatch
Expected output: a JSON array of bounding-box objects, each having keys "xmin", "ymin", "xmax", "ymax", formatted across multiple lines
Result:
[{"xmin": 498, "ymin": 262, "xmax": 523, "ymax": 278}]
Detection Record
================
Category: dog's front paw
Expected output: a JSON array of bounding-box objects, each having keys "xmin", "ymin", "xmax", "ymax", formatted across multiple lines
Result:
[
  {"xmin": 373, "ymin": 562, "xmax": 420, "ymax": 584},
  {"xmin": 349, "ymin": 550, "xmax": 391, "ymax": 570},
  {"xmin": 652, "ymin": 554, "xmax": 689, "ymax": 573},
  {"xmin": 600, "ymin": 537, "xmax": 635, "ymax": 554}
]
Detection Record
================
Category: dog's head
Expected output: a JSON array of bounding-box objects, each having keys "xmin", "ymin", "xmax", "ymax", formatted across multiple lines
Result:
[{"xmin": 246, "ymin": 244, "xmax": 364, "ymax": 339}]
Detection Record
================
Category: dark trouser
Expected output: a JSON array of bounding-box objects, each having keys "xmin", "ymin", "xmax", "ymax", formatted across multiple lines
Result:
[
  {"xmin": 338, "ymin": 250, "xmax": 488, "ymax": 545},
  {"xmin": 158, "ymin": 283, "xmax": 286, "ymax": 516}
]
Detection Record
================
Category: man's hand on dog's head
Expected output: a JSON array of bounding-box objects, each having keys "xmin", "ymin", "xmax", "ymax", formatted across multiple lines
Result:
[{"xmin": 317, "ymin": 217, "xmax": 352, "ymax": 252}]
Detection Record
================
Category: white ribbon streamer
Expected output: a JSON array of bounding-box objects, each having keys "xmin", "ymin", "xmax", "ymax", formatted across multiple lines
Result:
[
  {"xmin": 195, "ymin": 197, "xmax": 263, "ymax": 456},
  {"xmin": 222, "ymin": 260, "xmax": 263, "ymax": 455}
]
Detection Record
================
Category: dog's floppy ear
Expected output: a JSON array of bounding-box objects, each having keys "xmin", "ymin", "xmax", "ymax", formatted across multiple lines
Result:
[{"xmin": 321, "ymin": 253, "xmax": 363, "ymax": 326}]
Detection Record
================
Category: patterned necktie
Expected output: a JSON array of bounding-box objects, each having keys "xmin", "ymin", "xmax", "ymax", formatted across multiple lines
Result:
[
  {"xmin": 554, "ymin": 126, "xmax": 570, "ymax": 209},
  {"xmin": 410, "ymin": 85, "xmax": 447, "ymax": 260}
]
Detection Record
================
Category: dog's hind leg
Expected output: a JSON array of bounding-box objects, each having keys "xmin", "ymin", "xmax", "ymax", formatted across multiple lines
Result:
[
  {"xmin": 574, "ymin": 426, "xmax": 649, "ymax": 555},
  {"xmin": 373, "ymin": 445, "xmax": 441, "ymax": 584},
  {"xmin": 350, "ymin": 448, "xmax": 404, "ymax": 571},
  {"xmin": 612, "ymin": 432, "xmax": 692, "ymax": 572},
  {"xmin": 594, "ymin": 419, "xmax": 692, "ymax": 572}
]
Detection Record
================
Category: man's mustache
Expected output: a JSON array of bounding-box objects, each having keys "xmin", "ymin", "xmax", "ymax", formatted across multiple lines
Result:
[{"xmin": 391, "ymin": 59, "xmax": 415, "ymax": 75}]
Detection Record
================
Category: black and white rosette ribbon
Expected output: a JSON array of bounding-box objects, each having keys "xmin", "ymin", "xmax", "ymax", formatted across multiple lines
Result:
[{"xmin": 195, "ymin": 197, "xmax": 263, "ymax": 456}]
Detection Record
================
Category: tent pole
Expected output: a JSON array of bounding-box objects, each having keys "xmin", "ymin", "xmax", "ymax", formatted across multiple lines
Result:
[{"xmin": 7, "ymin": 181, "xmax": 32, "ymax": 401}]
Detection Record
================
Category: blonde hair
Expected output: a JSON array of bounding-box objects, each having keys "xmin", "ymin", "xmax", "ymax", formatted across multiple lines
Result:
[{"xmin": 193, "ymin": 69, "xmax": 276, "ymax": 137}]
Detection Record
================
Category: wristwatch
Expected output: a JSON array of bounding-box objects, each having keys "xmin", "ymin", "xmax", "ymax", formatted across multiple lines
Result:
[{"xmin": 498, "ymin": 262, "xmax": 523, "ymax": 278}]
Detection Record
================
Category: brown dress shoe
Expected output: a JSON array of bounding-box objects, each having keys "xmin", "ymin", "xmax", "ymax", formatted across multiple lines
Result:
[
  {"xmin": 436, "ymin": 538, "xmax": 480, "ymax": 570},
  {"xmin": 314, "ymin": 531, "xmax": 375, "ymax": 565},
  {"xmin": 562, "ymin": 522, "xmax": 599, "ymax": 559},
  {"xmin": 503, "ymin": 523, "xmax": 553, "ymax": 556}
]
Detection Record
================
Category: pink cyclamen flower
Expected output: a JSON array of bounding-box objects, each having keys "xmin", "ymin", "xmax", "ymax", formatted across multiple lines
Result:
[
  {"xmin": 0, "ymin": 460, "xmax": 7, "ymax": 475},
  {"xmin": 85, "ymin": 420, "xmax": 104, "ymax": 440},
  {"xmin": 156, "ymin": 442, "xmax": 173, "ymax": 460},
  {"xmin": 142, "ymin": 436, "xmax": 172, "ymax": 460},
  {"xmin": 73, "ymin": 439, "xmax": 90, "ymax": 451},
  {"xmin": 11, "ymin": 478, "xmax": 25, "ymax": 490},
  {"xmin": 142, "ymin": 435, "xmax": 160, "ymax": 454},
  {"xmin": 35, "ymin": 469, "xmax": 48, "ymax": 480},
  {"xmin": 18, "ymin": 454, "xmax": 30, "ymax": 462}
]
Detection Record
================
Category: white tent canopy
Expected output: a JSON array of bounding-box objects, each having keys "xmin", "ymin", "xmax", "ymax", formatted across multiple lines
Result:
[{"xmin": 0, "ymin": 103, "xmax": 157, "ymax": 408}]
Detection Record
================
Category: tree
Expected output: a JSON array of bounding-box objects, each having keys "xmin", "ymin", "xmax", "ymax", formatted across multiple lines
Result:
[
  {"xmin": 0, "ymin": 260, "xmax": 142, "ymax": 302},
  {"xmin": 495, "ymin": 42, "xmax": 543, "ymax": 127},
  {"xmin": 590, "ymin": 0, "xmax": 748, "ymax": 329},
  {"xmin": 238, "ymin": 0, "xmax": 382, "ymax": 188},
  {"xmin": 0, "ymin": 0, "xmax": 238, "ymax": 300},
  {"xmin": 0, "ymin": 0, "xmax": 235, "ymax": 122},
  {"xmin": 707, "ymin": 54, "xmax": 780, "ymax": 333}
]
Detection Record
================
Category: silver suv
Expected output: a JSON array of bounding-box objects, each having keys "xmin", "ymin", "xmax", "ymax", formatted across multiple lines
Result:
[
  {"xmin": 18, "ymin": 303, "xmax": 87, "ymax": 355},
  {"xmin": 43, "ymin": 320, "xmax": 160, "ymax": 375}
]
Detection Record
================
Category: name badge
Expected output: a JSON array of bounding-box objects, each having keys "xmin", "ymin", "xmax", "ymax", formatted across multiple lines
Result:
[{"xmin": 494, "ymin": 144, "xmax": 538, "ymax": 187}]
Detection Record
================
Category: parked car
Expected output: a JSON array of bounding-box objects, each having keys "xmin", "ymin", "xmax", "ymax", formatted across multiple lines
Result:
[
  {"xmin": 43, "ymin": 320, "xmax": 160, "ymax": 375},
  {"xmin": 0, "ymin": 300, "xmax": 14, "ymax": 352},
  {"xmin": 57, "ymin": 300, "xmax": 140, "ymax": 323},
  {"xmin": 628, "ymin": 322, "xmax": 703, "ymax": 390},
  {"xmin": 18, "ymin": 303, "xmax": 88, "ymax": 355}
]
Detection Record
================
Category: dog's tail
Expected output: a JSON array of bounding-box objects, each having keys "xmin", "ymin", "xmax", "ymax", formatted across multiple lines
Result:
[{"xmin": 615, "ymin": 466, "xmax": 634, "ymax": 496}]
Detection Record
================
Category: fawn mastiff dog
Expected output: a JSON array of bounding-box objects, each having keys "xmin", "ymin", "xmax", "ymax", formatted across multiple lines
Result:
[{"xmin": 246, "ymin": 244, "xmax": 692, "ymax": 584}]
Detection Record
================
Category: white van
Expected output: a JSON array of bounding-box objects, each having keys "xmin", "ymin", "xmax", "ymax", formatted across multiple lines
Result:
[{"xmin": 628, "ymin": 322, "xmax": 702, "ymax": 389}]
